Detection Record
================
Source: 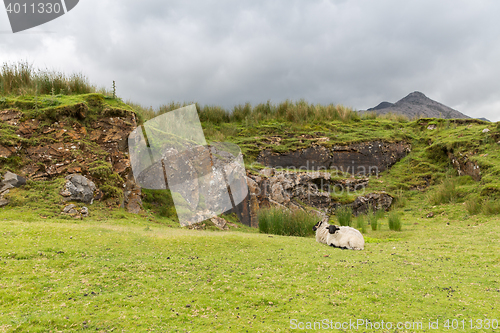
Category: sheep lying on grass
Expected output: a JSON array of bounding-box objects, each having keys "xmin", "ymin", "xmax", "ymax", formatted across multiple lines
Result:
[
  {"xmin": 326, "ymin": 225, "xmax": 364, "ymax": 250},
  {"xmin": 312, "ymin": 219, "xmax": 330, "ymax": 244}
]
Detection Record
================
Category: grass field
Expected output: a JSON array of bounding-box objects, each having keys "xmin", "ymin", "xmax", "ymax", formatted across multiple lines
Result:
[
  {"xmin": 1, "ymin": 198, "xmax": 499, "ymax": 332},
  {"xmin": 2, "ymin": 63, "xmax": 500, "ymax": 332}
]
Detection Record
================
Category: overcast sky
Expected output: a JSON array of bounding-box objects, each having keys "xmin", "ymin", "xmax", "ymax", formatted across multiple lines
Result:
[{"xmin": 1, "ymin": 0, "xmax": 500, "ymax": 121}]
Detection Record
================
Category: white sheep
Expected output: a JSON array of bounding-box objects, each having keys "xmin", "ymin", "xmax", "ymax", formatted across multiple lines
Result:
[
  {"xmin": 326, "ymin": 225, "xmax": 364, "ymax": 250},
  {"xmin": 312, "ymin": 218, "xmax": 330, "ymax": 244}
]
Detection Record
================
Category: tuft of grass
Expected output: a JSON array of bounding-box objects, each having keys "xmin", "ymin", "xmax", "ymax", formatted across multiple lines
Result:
[
  {"xmin": 258, "ymin": 207, "xmax": 317, "ymax": 237},
  {"xmin": 367, "ymin": 205, "xmax": 380, "ymax": 231},
  {"xmin": 388, "ymin": 211, "xmax": 402, "ymax": 231},
  {"xmin": 1, "ymin": 61, "xmax": 97, "ymax": 96},
  {"xmin": 482, "ymin": 199, "xmax": 500, "ymax": 216},
  {"xmin": 465, "ymin": 196, "xmax": 482, "ymax": 215},
  {"xmin": 428, "ymin": 178, "xmax": 458, "ymax": 205},
  {"xmin": 355, "ymin": 214, "xmax": 366, "ymax": 233},
  {"xmin": 336, "ymin": 206, "xmax": 353, "ymax": 226}
]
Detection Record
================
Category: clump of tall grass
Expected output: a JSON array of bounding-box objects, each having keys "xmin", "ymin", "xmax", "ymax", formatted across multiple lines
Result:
[
  {"xmin": 355, "ymin": 215, "xmax": 366, "ymax": 233},
  {"xmin": 258, "ymin": 207, "xmax": 318, "ymax": 237},
  {"xmin": 482, "ymin": 200, "xmax": 500, "ymax": 216},
  {"xmin": 465, "ymin": 196, "xmax": 482, "ymax": 215},
  {"xmin": 388, "ymin": 211, "xmax": 402, "ymax": 231},
  {"xmin": 428, "ymin": 178, "xmax": 458, "ymax": 205},
  {"xmin": 336, "ymin": 206, "xmax": 353, "ymax": 227},
  {"xmin": 1, "ymin": 61, "xmax": 95, "ymax": 96},
  {"xmin": 367, "ymin": 205, "xmax": 384, "ymax": 231},
  {"xmin": 381, "ymin": 112, "xmax": 409, "ymax": 122}
]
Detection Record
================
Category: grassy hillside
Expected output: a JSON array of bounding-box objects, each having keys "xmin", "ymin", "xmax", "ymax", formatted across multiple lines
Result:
[{"xmin": 1, "ymin": 63, "xmax": 500, "ymax": 332}]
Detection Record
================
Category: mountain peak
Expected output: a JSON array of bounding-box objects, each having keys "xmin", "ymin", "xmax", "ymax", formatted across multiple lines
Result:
[{"xmin": 364, "ymin": 92, "xmax": 470, "ymax": 119}]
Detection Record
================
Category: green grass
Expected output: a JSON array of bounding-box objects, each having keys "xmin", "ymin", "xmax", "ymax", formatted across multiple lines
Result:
[
  {"xmin": 258, "ymin": 207, "xmax": 317, "ymax": 237},
  {"xmin": 388, "ymin": 211, "xmax": 402, "ymax": 231},
  {"xmin": 0, "ymin": 207, "xmax": 499, "ymax": 332},
  {"xmin": 0, "ymin": 61, "xmax": 98, "ymax": 96},
  {"xmin": 355, "ymin": 215, "xmax": 366, "ymax": 233},
  {"xmin": 336, "ymin": 206, "xmax": 353, "ymax": 226},
  {"xmin": 428, "ymin": 178, "xmax": 459, "ymax": 205}
]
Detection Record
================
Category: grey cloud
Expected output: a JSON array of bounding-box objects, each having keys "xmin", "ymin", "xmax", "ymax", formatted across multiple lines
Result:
[{"xmin": 1, "ymin": 0, "xmax": 500, "ymax": 121}]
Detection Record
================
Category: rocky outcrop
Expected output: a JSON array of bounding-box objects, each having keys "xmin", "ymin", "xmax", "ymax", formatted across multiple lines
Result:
[
  {"xmin": 122, "ymin": 171, "xmax": 142, "ymax": 214},
  {"xmin": 448, "ymin": 152, "xmax": 481, "ymax": 181},
  {"xmin": 0, "ymin": 104, "xmax": 142, "ymax": 212},
  {"xmin": 237, "ymin": 168, "xmax": 393, "ymax": 226},
  {"xmin": 347, "ymin": 192, "xmax": 393, "ymax": 216},
  {"xmin": 257, "ymin": 141, "xmax": 411, "ymax": 175},
  {"xmin": 60, "ymin": 174, "xmax": 96, "ymax": 204}
]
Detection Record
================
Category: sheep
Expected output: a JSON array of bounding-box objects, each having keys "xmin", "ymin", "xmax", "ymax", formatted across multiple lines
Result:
[
  {"xmin": 312, "ymin": 219, "xmax": 330, "ymax": 244},
  {"xmin": 326, "ymin": 225, "xmax": 364, "ymax": 250}
]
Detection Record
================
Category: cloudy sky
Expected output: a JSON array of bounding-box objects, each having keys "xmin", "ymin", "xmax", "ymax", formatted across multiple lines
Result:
[{"xmin": 1, "ymin": 0, "xmax": 500, "ymax": 121}]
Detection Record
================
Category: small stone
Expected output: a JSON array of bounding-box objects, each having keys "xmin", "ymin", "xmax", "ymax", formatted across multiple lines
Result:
[
  {"xmin": 81, "ymin": 207, "xmax": 89, "ymax": 218},
  {"xmin": 482, "ymin": 128, "xmax": 491, "ymax": 133},
  {"xmin": 210, "ymin": 216, "xmax": 228, "ymax": 230},
  {"xmin": 427, "ymin": 125, "xmax": 437, "ymax": 130},
  {"xmin": 63, "ymin": 204, "xmax": 77, "ymax": 214},
  {"xmin": 427, "ymin": 212, "xmax": 434, "ymax": 218}
]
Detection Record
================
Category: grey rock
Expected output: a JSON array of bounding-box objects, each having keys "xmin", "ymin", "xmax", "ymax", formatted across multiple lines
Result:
[
  {"xmin": 0, "ymin": 183, "xmax": 14, "ymax": 194},
  {"xmin": 122, "ymin": 171, "xmax": 142, "ymax": 214},
  {"xmin": 259, "ymin": 168, "xmax": 275, "ymax": 178},
  {"xmin": 60, "ymin": 174, "xmax": 96, "ymax": 204},
  {"xmin": 80, "ymin": 207, "xmax": 89, "ymax": 217},
  {"xmin": 62, "ymin": 204, "xmax": 77, "ymax": 213},
  {"xmin": 1, "ymin": 171, "xmax": 26, "ymax": 188},
  {"xmin": 210, "ymin": 216, "xmax": 229, "ymax": 230},
  {"xmin": 347, "ymin": 192, "xmax": 394, "ymax": 216},
  {"xmin": 0, "ymin": 197, "xmax": 8, "ymax": 207},
  {"xmin": 482, "ymin": 128, "xmax": 491, "ymax": 133},
  {"xmin": 427, "ymin": 125, "xmax": 437, "ymax": 130}
]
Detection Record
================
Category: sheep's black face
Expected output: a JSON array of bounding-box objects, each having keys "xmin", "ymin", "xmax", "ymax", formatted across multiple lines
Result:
[
  {"xmin": 312, "ymin": 221, "xmax": 323, "ymax": 231},
  {"xmin": 328, "ymin": 225, "xmax": 340, "ymax": 234}
]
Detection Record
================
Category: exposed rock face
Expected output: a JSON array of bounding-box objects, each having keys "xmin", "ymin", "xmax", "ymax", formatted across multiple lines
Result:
[
  {"xmin": 122, "ymin": 172, "xmax": 143, "ymax": 214},
  {"xmin": 347, "ymin": 192, "xmax": 394, "ymax": 216},
  {"xmin": 60, "ymin": 174, "xmax": 96, "ymax": 204},
  {"xmin": 237, "ymin": 168, "xmax": 393, "ymax": 226},
  {"xmin": 257, "ymin": 141, "xmax": 411, "ymax": 175},
  {"xmin": 0, "ymin": 104, "xmax": 142, "ymax": 212},
  {"xmin": 448, "ymin": 153, "xmax": 481, "ymax": 181}
]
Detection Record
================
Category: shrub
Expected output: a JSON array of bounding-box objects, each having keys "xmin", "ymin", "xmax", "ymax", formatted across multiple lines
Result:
[
  {"xmin": 258, "ymin": 207, "xmax": 317, "ymax": 237},
  {"xmin": 388, "ymin": 212, "xmax": 402, "ymax": 231},
  {"xmin": 336, "ymin": 206, "xmax": 353, "ymax": 227}
]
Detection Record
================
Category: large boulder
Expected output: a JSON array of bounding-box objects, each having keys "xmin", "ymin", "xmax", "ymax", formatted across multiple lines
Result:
[
  {"xmin": 1, "ymin": 171, "xmax": 26, "ymax": 190},
  {"xmin": 60, "ymin": 174, "xmax": 96, "ymax": 204},
  {"xmin": 0, "ymin": 172, "xmax": 27, "ymax": 207}
]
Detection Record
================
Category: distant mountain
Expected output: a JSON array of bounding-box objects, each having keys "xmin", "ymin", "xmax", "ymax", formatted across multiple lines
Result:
[
  {"xmin": 365, "ymin": 91, "xmax": 470, "ymax": 119},
  {"xmin": 478, "ymin": 117, "xmax": 491, "ymax": 122}
]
